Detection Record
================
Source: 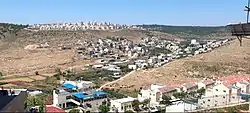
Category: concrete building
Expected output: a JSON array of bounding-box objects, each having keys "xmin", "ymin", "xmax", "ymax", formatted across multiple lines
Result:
[
  {"xmin": 53, "ymin": 81, "xmax": 107, "ymax": 111},
  {"xmin": 110, "ymin": 97, "xmax": 136, "ymax": 112},
  {"xmin": 137, "ymin": 84, "xmax": 164, "ymax": 106},
  {"xmin": 198, "ymin": 83, "xmax": 244, "ymax": 108}
]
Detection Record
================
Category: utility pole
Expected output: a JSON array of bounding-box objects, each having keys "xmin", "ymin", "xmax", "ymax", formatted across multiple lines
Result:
[{"xmin": 245, "ymin": 0, "xmax": 250, "ymax": 23}]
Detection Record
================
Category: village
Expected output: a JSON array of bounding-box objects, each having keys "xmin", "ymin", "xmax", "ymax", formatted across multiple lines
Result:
[
  {"xmin": 2, "ymin": 34, "xmax": 244, "ymax": 112},
  {"xmin": 27, "ymin": 21, "xmax": 141, "ymax": 31},
  {"xmin": 71, "ymin": 36, "xmax": 232, "ymax": 80}
]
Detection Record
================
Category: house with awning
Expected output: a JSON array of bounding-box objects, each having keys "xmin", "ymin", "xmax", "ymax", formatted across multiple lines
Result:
[{"xmin": 53, "ymin": 81, "xmax": 107, "ymax": 110}]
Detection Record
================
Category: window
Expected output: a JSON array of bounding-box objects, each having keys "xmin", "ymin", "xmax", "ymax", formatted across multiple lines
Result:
[
  {"xmin": 215, "ymin": 95, "xmax": 218, "ymax": 97},
  {"xmin": 215, "ymin": 104, "xmax": 217, "ymax": 106},
  {"xmin": 207, "ymin": 105, "xmax": 210, "ymax": 107},
  {"xmin": 208, "ymin": 99, "xmax": 210, "ymax": 102},
  {"xmin": 223, "ymin": 96, "xmax": 225, "ymax": 99},
  {"xmin": 121, "ymin": 106, "xmax": 123, "ymax": 110},
  {"xmin": 232, "ymin": 96, "xmax": 235, "ymax": 99},
  {"xmin": 216, "ymin": 89, "xmax": 218, "ymax": 91},
  {"xmin": 203, "ymin": 101, "xmax": 205, "ymax": 104},
  {"xmin": 223, "ymin": 90, "xmax": 226, "ymax": 93}
]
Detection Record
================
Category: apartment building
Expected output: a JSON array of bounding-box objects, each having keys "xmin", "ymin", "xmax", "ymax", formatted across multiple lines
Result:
[
  {"xmin": 137, "ymin": 84, "xmax": 163, "ymax": 106},
  {"xmin": 198, "ymin": 74, "xmax": 250, "ymax": 108}
]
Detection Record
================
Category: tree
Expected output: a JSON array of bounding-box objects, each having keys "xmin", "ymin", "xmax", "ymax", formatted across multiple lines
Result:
[
  {"xmin": 132, "ymin": 100, "xmax": 140, "ymax": 112},
  {"xmin": 0, "ymin": 72, "xmax": 3, "ymax": 77},
  {"xmin": 55, "ymin": 67, "xmax": 62, "ymax": 75},
  {"xmin": 69, "ymin": 108, "xmax": 80, "ymax": 113},
  {"xmin": 197, "ymin": 87, "xmax": 206, "ymax": 97},
  {"xmin": 38, "ymin": 99, "xmax": 45, "ymax": 113},
  {"xmin": 35, "ymin": 71, "xmax": 39, "ymax": 75},
  {"xmin": 160, "ymin": 95, "xmax": 172, "ymax": 106},
  {"xmin": 99, "ymin": 105, "xmax": 110, "ymax": 113},
  {"xmin": 142, "ymin": 99, "xmax": 150, "ymax": 107},
  {"xmin": 173, "ymin": 92, "xmax": 186, "ymax": 99}
]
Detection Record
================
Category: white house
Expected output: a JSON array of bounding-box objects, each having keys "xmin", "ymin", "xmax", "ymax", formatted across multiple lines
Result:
[
  {"xmin": 138, "ymin": 84, "xmax": 164, "ymax": 106},
  {"xmin": 236, "ymin": 81, "xmax": 250, "ymax": 94},
  {"xmin": 128, "ymin": 65, "xmax": 137, "ymax": 70},
  {"xmin": 110, "ymin": 97, "xmax": 136, "ymax": 112},
  {"xmin": 198, "ymin": 83, "xmax": 244, "ymax": 108}
]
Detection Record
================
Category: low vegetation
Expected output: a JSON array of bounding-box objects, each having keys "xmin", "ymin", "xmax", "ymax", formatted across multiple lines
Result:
[
  {"xmin": 210, "ymin": 104, "xmax": 249, "ymax": 112},
  {"xmin": 69, "ymin": 108, "xmax": 80, "ymax": 113},
  {"xmin": 98, "ymin": 105, "xmax": 110, "ymax": 113},
  {"xmin": 26, "ymin": 94, "xmax": 46, "ymax": 112},
  {"xmin": 137, "ymin": 24, "xmax": 230, "ymax": 38},
  {"xmin": 103, "ymin": 88, "xmax": 127, "ymax": 99}
]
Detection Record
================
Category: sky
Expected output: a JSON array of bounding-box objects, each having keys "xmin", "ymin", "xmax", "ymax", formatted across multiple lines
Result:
[{"xmin": 0, "ymin": 0, "xmax": 248, "ymax": 26}]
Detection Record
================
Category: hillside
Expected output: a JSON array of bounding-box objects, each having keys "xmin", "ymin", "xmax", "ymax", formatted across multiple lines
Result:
[
  {"xmin": 105, "ymin": 38, "xmax": 250, "ymax": 94},
  {"xmin": 0, "ymin": 23, "xmax": 183, "ymax": 76},
  {"xmin": 137, "ymin": 24, "xmax": 231, "ymax": 39}
]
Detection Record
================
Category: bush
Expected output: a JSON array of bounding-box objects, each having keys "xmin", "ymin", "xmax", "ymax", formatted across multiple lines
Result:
[
  {"xmin": 0, "ymin": 82, "xmax": 8, "ymax": 85},
  {"xmin": 103, "ymin": 88, "xmax": 127, "ymax": 99},
  {"xmin": 69, "ymin": 108, "xmax": 80, "ymax": 113},
  {"xmin": 99, "ymin": 105, "xmax": 110, "ymax": 113}
]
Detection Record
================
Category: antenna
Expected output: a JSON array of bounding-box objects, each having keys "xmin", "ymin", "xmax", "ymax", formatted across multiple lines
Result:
[{"xmin": 245, "ymin": 0, "xmax": 250, "ymax": 23}]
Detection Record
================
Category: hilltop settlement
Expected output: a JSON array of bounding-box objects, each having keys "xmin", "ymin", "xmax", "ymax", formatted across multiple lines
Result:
[{"xmin": 1, "ymin": 22, "xmax": 249, "ymax": 113}]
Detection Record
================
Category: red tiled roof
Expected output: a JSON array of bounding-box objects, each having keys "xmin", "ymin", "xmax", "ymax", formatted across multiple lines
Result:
[
  {"xmin": 46, "ymin": 106, "xmax": 66, "ymax": 113},
  {"xmin": 202, "ymin": 79, "xmax": 215, "ymax": 85},
  {"xmin": 219, "ymin": 74, "xmax": 250, "ymax": 88},
  {"xmin": 158, "ymin": 84, "xmax": 181, "ymax": 93}
]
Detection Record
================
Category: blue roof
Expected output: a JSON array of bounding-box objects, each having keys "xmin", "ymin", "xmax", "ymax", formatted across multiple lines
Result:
[
  {"xmin": 73, "ymin": 93, "xmax": 88, "ymax": 99},
  {"xmin": 63, "ymin": 83, "xmax": 77, "ymax": 89},
  {"xmin": 94, "ymin": 91, "xmax": 107, "ymax": 96}
]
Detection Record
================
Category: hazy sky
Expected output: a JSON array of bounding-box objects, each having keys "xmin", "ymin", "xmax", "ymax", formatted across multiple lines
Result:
[{"xmin": 0, "ymin": 0, "xmax": 248, "ymax": 26}]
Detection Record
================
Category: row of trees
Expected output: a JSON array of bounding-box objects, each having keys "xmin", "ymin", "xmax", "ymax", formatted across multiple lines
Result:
[{"xmin": 26, "ymin": 95, "xmax": 45, "ymax": 113}]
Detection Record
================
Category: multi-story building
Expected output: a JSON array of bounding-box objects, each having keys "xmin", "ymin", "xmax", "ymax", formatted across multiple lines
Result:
[
  {"xmin": 53, "ymin": 80, "xmax": 108, "ymax": 111},
  {"xmin": 198, "ymin": 84, "xmax": 243, "ymax": 108},
  {"xmin": 198, "ymin": 74, "xmax": 250, "ymax": 108},
  {"xmin": 137, "ymin": 84, "xmax": 163, "ymax": 106}
]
